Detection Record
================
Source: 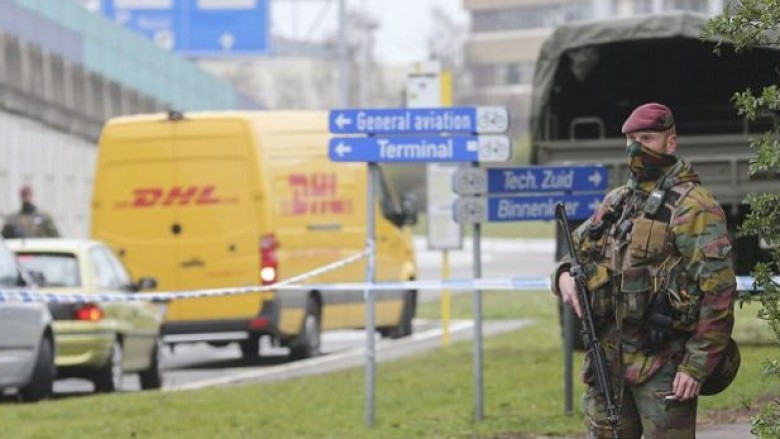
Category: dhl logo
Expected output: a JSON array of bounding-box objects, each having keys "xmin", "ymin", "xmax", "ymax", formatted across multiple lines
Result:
[
  {"xmin": 114, "ymin": 186, "xmax": 238, "ymax": 208},
  {"xmin": 281, "ymin": 173, "xmax": 353, "ymax": 215}
]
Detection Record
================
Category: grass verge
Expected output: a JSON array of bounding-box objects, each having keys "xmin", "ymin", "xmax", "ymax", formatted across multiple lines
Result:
[{"xmin": 1, "ymin": 291, "xmax": 776, "ymax": 438}]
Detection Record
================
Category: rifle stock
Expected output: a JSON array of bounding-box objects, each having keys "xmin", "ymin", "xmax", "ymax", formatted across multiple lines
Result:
[{"xmin": 555, "ymin": 203, "xmax": 620, "ymax": 437}]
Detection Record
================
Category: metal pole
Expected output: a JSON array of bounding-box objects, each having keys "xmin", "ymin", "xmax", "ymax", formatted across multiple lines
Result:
[
  {"xmin": 564, "ymin": 304, "xmax": 574, "ymax": 415},
  {"xmin": 442, "ymin": 249, "xmax": 451, "ymax": 347},
  {"xmin": 338, "ymin": 0, "xmax": 349, "ymax": 107},
  {"xmin": 365, "ymin": 162, "xmax": 378, "ymax": 427},
  {"xmin": 472, "ymin": 163, "xmax": 484, "ymax": 422}
]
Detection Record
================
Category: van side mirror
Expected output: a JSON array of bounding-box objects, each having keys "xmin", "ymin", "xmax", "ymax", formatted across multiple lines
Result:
[
  {"xmin": 133, "ymin": 277, "xmax": 158, "ymax": 292},
  {"xmin": 401, "ymin": 193, "xmax": 419, "ymax": 226}
]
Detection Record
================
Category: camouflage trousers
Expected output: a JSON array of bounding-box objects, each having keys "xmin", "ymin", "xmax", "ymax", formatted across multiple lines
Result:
[{"xmin": 583, "ymin": 360, "xmax": 697, "ymax": 439}]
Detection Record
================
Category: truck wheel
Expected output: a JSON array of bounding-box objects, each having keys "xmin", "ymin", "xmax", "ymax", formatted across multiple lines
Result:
[
  {"xmin": 18, "ymin": 336, "xmax": 54, "ymax": 402},
  {"xmin": 290, "ymin": 298, "xmax": 321, "ymax": 360},
  {"xmin": 389, "ymin": 290, "xmax": 416, "ymax": 339},
  {"xmin": 139, "ymin": 339, "xmax": 163, "ymax": 390},
  {"xmin": 94, "ymin": 340, "xmax": 124, "ymax": 393},
  {"xmin": 239, "ymin": 334, "xmax": 261, "ymax": 358}
]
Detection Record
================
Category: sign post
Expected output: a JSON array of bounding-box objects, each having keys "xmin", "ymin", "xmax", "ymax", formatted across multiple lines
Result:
[{"xmin": 328, "ymin": 104, "xmax": 511, "ymax": 427}]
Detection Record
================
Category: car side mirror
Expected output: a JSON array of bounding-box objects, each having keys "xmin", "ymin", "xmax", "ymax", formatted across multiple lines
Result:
[
  {"xmin": 401, "ymin": 192, "xmax": 419, "ymax": 226},
  {"xmin": 133, "ymin": 277, "xmax": 158, "ymax": 292}
]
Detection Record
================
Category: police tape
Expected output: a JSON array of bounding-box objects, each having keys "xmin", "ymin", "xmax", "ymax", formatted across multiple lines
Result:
[
  {"xmin": 0, "ymin": 276, "xmax": 553, "ymax": 304},
  {"xmin": 0, "ymin": 262, "xmax": 775, "ymax": 305},
  {"xmin": 0, "ymin": 250, "xmax": 369, "ymax": 304}
]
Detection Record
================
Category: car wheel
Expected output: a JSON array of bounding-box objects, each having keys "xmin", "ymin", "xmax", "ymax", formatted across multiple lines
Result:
[
  {"xmin": 94, "ymin": 340, "xmax": 124, "ymax": 393},
  {"xmin": 239, "ymin": 334, "xmax": 261, "ymax": 358},
  {"xmin": 139, "ymin": 339, "xmax": 163, "ymax": 390},
  {"xmin": 290, "ymin": 298, "xmax": 320, "ymax": 360},
  {"xmin": 18, "ymin": 335, "xmax": 54, "ymax": 402}
]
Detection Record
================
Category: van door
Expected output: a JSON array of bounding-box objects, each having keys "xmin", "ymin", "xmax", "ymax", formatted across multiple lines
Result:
[
  {"xmin": 165, "ymin": 118, "xmax": 262, "ymax": 321},
  {"xmin": 92, "ymin": 120, "xmax": 178, "ymax": 295}
]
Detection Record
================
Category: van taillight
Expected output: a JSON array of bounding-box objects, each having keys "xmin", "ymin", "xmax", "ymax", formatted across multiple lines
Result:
[
  {"xmin": 260, "ymin": 234, "xmax": 278, "ymax": 285},
  {"xmin": 75, "ymin": 303, "xmax": 104, "ymax": 321}
]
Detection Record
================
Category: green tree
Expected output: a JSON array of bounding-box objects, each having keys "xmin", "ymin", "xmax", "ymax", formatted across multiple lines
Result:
[{"xmin": 705, "ymin": 2, "xmax": 780, "ymax": 437}]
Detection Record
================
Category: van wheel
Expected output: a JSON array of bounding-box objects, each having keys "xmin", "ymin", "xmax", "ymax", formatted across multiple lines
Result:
[
  {"xmin": 139, "ymin": 339, "xmax": 163, "ymax": 390},
  {"xmin": 18, "ymin": 336, "xmax": 54, "ymax": 402},
  {"xmin": 388, "ymin": 290, "xmax": 416, "ymax": 339},
  {"xmin": 94, "ymin": 340, "xmax": 124, "ymax": 393},
  {"xmin": 239, "ymin": 335, "xmax": 261, "ymax": 358},
  {"xmin": 290, "ymin": 298, "xmax": 320, "ymax": 360}
]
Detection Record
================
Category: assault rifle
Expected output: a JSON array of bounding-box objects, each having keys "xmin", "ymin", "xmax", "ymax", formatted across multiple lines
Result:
[{"xmin": 555, "ymin": 203, "xmax": 620, "ymax": 438}]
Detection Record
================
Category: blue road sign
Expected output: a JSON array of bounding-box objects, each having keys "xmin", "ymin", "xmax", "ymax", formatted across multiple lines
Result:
[
  {"xmin": 329, "ymin": 107, "xmax": 509, "ymax": 135},
  {"xmin": 452, "ymin": 165, "xmax": 608, "ymax": 195},
  {"xmin": 100, "ymin": 0, "xmax": 270, "ymax": 56},
  {"xmin": 453, "ymin": 194, "xmax": 603, "ymax": 223},
  {"xmin": 329, "ymin": 135, "xmax": 512, "ymax": 163},
  {"xmin": 487, "ymin": 165, "xmax": 607, "ymax": 194}
]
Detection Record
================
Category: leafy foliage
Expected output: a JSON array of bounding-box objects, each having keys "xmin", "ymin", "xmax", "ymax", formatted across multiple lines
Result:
[{"xmin": 705, "ymin": 2, "xmax": 780, "ymax": 436}]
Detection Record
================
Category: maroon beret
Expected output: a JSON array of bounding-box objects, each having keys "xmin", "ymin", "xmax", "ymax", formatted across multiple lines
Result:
[
  {"xmin": 19, "ymin": 185, "xmax": 32, "ymax": 198},
  {"xmin": 621, "ymin": 103, "xmax": 675, "ymax": 134}
]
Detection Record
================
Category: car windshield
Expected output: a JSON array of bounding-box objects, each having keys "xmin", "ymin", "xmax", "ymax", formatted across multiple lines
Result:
[{"xmin": 15, "ymin": 253, "xmax": 81, "ymax": 287}]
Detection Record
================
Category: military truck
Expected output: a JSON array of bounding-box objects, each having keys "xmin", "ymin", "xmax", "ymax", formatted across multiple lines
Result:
[{"xmin": 531, "ymin": 12, "xmax": 780, "ymax": 346}]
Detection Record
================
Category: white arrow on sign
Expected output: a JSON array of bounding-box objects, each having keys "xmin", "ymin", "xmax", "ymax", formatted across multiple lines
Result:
[
  {"xmin": 588, "ymin": 170, "xmax": 603, "ymax": 188},
  {"xmin": 220, "ymin": 33, "xmax": 236, "ymax": 51},
  {"xmin": 335, "ymin": 113, "xmax": 352, "ymax": 129},
  {"xmin": 335, "ymin": 142, "xmax": 352, "ymax": 157},
  {"xmin": 589, "ymin": 198, "xmax": 602, "ymax": 212}
]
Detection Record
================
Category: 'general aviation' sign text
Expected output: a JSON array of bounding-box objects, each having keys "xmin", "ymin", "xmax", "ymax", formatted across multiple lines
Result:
[{"xmin": 329, "ymin": 107, "xmax": 509, "ymax": 134}]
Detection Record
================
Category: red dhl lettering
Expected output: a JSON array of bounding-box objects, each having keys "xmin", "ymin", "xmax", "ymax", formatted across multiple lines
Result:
[
  {"xmin": 281, "ymin": 173, "xmax": 352, "ymax": 216},
  {"xmin": 115, "ymin": 186, "xmax": 231, "ymax": 208}
]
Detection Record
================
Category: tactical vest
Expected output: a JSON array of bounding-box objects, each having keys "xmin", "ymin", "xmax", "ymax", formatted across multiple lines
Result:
[{"xmin": 579, "ymin": 180, "xmax": 699, "ymax": 333}]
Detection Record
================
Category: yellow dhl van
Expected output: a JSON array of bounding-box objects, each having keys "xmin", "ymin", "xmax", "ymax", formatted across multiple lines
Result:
[{"xmin": 91, "ymin": 111, "xmax": 418, "ymax": 359}]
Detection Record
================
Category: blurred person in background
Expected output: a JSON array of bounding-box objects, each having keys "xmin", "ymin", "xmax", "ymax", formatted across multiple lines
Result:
[{"xmin": 2, "ymin": 185, "xmax": 59, "ymax": 238}]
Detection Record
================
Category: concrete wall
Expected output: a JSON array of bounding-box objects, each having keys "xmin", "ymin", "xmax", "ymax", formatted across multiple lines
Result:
[{"xmin": 0, "ymin": 109, "xmax": 96, "ymax": 238}]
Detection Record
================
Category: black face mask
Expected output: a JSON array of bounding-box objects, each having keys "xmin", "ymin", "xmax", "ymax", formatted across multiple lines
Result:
[{"xmin": 626, "ymin": 141, "xmax": 677, "ymax": 182}]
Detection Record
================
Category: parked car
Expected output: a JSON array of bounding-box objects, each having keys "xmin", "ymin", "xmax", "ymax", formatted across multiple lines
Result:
[
  {"xmin": 0, "ymin": 238, "xmax": 55, "ymax": 402},
  {"xmin": 8, "ymin": 239, "xmax": 163, "ymax": 392}
]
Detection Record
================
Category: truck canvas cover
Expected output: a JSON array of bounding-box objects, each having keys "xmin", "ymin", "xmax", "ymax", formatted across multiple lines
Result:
[{"xmin": 530, "ymin": 12, "xmax": 780, "ymax": 147}]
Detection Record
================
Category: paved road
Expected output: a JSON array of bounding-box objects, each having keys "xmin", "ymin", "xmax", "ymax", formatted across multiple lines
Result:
[
  {"xmin": 52, "ymin": 318, "xmax": 531, "ymax": 395},
  {"xmin": 53, "ymin": 237, "xmax": 549, "ymax": 395}
]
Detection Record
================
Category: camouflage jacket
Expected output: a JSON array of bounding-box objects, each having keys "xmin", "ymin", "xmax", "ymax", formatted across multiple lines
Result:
[
  {"xmin": 552, "ymin": 158, "xmax": 736, "ymax": 385},
  {"xmin": 2, "ymin": 209, "xmax": 60, "ymax": 239}
]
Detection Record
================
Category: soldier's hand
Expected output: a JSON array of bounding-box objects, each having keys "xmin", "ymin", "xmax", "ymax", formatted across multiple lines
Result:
[
  {"xmin": 670, "ymin": 371, "xmax": 701, "ymax": 401},
  {"xmin": 558, "ymin": 271, "xmax": 582, "ymax": 318}
]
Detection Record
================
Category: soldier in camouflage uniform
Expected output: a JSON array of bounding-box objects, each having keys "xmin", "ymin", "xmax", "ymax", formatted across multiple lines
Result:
[
  {"xmin": 2, "ymin": 185, "xmax": 59, "ymax": 238},
  {"xmin": 551, "ymin": 103, "xmax": 737, "ymax": 438}
]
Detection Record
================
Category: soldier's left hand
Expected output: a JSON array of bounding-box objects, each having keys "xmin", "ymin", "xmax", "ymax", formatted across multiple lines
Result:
[{"xmin": 670, "ymin": 371, "xmax": 701, "ymax": 401}]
